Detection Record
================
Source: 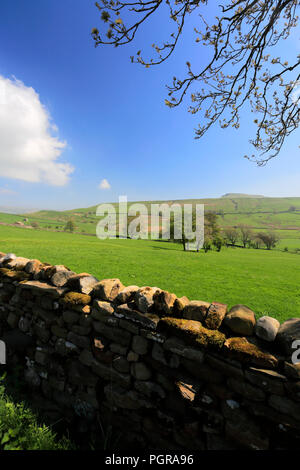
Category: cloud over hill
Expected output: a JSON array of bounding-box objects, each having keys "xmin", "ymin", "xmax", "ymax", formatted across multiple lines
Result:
[{"xmin": 0, "ymin": 76, "xmax": 73, "ymax": 186}]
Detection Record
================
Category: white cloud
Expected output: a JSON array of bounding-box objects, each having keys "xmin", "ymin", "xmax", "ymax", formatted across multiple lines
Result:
[
  {"xmin": 0, "ymin": 187, "xmax": 16, "ymax": 195},
  {"xmin": 0, "ymin": 76, "xmax": 74, "ymax": 186},
  {"xmin": 98, "ymin": 178, "xmax": 111, "ymax": 190}
]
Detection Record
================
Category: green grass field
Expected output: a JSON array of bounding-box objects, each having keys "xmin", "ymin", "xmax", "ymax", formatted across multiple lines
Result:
[
  {"xmin": 2, "ymin": 195, "xmax": 300, "ymax": 245},
  {"xmin": 1, "ymin": 224, "xmax": 299, "ymax": 323}
]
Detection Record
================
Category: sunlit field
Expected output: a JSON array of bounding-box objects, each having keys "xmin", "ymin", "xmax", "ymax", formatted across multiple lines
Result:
[{"xmin": 1, "ymin": 224, "xmax": 299, "ymax": 323}]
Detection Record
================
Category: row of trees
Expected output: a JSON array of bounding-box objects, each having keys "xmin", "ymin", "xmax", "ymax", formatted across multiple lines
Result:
[
  {"xmin": 170, "ymin": 211, "xmax": 225, "ymax": 252},
  {"xmin": 31, "ymin": 212, "xmax": 279, "ymax": 251},
  {"xmin": 31, "ymin": 220, "xmax": 76, "ymax": 232},
  {"xmin": 170, "ymin": 211, "xmax": 280, "ymax": 252},
  {"xmin": 224, "ymin": 225, "xmax": 280, "ymax": 250}
]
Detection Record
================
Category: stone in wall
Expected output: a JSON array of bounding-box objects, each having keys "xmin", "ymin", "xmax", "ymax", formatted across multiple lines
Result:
[
  {"xmin": 116, "ymin": 303, "xmax": 160, "ymax": 330},
  {"xmin": 224, "ymin": 304, "xmax": 256, "ymax": 335},
  {"xmin": 223, "ymin": 337, "xmax": 278, "ymax": 369},
  {"xmin": 182, "ymin": 300, "xmax": 210, "ymax": 322},
  {"xmin": 134, "ymin": 286, "xmax": 160, "ymax": 313},
  {"xmin": 153, "ymin": 290, "xmax": 177, "ymax": 316},
  {"xmin": 158, "ymin": 317, "xmax": 226, "ymax": 351},
  {"xmin": 173, "ymin": 296, "xmax": 189, "ymax": 316},
  {"xmin": 92, "ymin": 278, "xmax": 124, "ymax": 302},
  {"xmin": 255, "ymin": 316, "xmax": 280, "ymax": 342},
  {"xmin": 277, "ymin": 318, "xmax": 300, "ymax": 355},
  {"xmin": 204, "ymin": 302, "xmax": 227, "ymax": 330},
  {"xmin": 66, "ymin": 273, "xmax": 99, "ymax": 294},
  {"xmin": 115, "ymin": 286, "xmax": 139, "ymax": 305}
]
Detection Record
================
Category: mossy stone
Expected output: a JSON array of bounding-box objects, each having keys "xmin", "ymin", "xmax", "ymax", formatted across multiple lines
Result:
[
  {"xmin": 62, "ymin": 291, "xmax": 91, "ymax": 306},
  {"xmin": 0, "ymin": 268, "xmax": 30, "ymax": 281},
  {"xmin": 158, "ymin": 317, "xmax": 226, "ymax": 351},
  {"xmin": 223, "ymin": 337, "xmax": 278, "ymax": 369}
]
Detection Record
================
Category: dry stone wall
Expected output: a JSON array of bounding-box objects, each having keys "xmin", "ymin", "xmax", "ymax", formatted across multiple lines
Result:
[{"xmin": 0, "ymin": 251, "xmax": 300, "ymax": 450}]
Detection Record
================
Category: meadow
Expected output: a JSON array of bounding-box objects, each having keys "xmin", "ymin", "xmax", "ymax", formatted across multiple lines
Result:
[
  {"xmin": 2, "ymin": 195, "xmax": 300, "ymax": 245},
  {"xmin": 1, "ymin": 224, "xmax": 299, "ymax": 323}
]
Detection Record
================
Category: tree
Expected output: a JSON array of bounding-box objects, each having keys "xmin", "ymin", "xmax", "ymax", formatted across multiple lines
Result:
[
  {"xmin": 169, "ymin": 209, "xmax": 218, "ymax": 252},
  {"xmin": 169, "ymin": 213, "xmax": 189, "ymax": 251},
  {"xmin": 92, "ymin": 0, "xmax": 300, "ymax": 164},
  {"xmin": 212, "ymin": 235, "xmax": 224, "ymax": 252},
  {"xmin": 204, "ymin": 212, "xmax": 224, "ymax": 252},
  {"xmin": 256, "ymin": 231, "xmax": 279, "ymax": 249},
  {"xmin": 251, "ymin": 234, "xmax": 264, "ymax": 249},
  {"xmin": 203, "ymin": 238, "xmax": 212, "ymax": 253},
  {"xmin": 205, "ymin": 211, "xmax": 220, "ymax": 238},
  {"xmin": 64, "ymin": 220, "xmax": 76, "ymax": 233},
  {"xmin": 224, "ymin": 228, "xmax": 239, "ymax": 246},
  {"xmin": 31, "ymin": 221, "xmax": 39, "ymax": 229},
  {"xmin": 238, "ymin": 224, "xmax": 253, "ymax": 248}
]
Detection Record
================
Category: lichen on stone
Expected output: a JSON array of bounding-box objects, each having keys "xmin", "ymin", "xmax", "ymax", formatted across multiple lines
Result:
[
  {"xmin": 0, "ymin": 267, "xmax": 30, "ymax": 281},
  {"xmin": 157, "ymin": 317, "xmax": 226, "ymax": 351},
  {"xmin": 62, "ymin": 291, "xmax": 91, "ymax": 306},
  {"xmin": 223, "ymin": 337, "xmax": 278, "ymax": 369}
]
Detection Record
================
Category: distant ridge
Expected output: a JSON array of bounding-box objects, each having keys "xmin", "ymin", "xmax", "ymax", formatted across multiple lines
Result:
[
  {"xmin": 221, "ymin": 193, "xmax": 264, "ymax": 199},
  {"xmin": 1, "ymin": 194, "xmax": 300, "ymax": 236},
  {"xmin": 0, "ymin": 205, "xmax": 39, "ymax": 215}
]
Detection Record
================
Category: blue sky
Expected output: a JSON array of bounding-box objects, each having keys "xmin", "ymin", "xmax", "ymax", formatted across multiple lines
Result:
[{"xmin": 0, "ymin": 0, "xmax": 299, "ymax": 211}]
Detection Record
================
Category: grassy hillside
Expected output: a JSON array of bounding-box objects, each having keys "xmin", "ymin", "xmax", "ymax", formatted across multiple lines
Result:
[
  {"xmin": 24, "ymin": 196, "xmax": 300, "ymax": 229},
  {"xmin": 27, "ymin": 195, "xmax": 300, "ymax": 216},
  {"xmin": 0, "ymin": 194, "xmax": 299, "ymax": 250},
  {"xmin": 0, "ymin": 224, "xmax": 299, "ymax": 323},
  {"xmin": 221, "ymin": 193, "xmax": 264, "ymax": 198},
  {"xmin": 0, "ymin": 195, "xmax": 296, "ymax": 249}
]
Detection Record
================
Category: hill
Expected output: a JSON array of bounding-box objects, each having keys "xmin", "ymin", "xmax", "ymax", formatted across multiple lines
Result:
[
  {"xmin": 221, "ymin": 193, "xmax": 265, "ymax": 198},
  {"xmin": 0, "ymin": 195, "xmax": 299, "ymax": 249},
  {"xmin": 25, "ymin": 195, "xmax": 300, "ymax": 218},
  {"xmin": 23, "ymin": 195, "xmax": 300, "ymax": 231}
]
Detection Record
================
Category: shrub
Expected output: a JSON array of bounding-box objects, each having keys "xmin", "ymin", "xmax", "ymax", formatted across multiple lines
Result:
[
  {"xmin": 64, "ymin": 220, "xmax": 76, "ymax": 232},
  {"xmin": 203, "ymin": 239, "xmax": 212, "ymax": 253},
  {"xmin": 0, "ymin": 375, "xmax": 73, "ymax": 450},
  {"xmin": 212, "ymin": 236, "xmax": 224, "ymax": 252}
]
